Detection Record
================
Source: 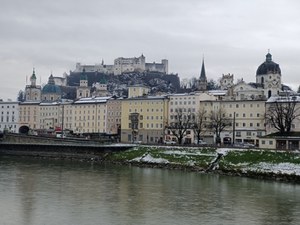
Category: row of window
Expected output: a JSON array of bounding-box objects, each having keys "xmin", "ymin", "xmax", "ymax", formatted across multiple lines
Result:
[
  {"xmin": 236, "ymin": 131, "xmax": 263, "ymax": 137},
  {"xmin": 170, "ymin": 108, "xmax": 196, "ymax": 113},
  {"xmin": 128, "ymin": 123, "xmax": 163, "ymax": 129},
  {"xmin": 1, "ymin": 105, "xmax": 16, "ymax": 108},
  {"xmin": 226, "ymin": 103, "xmax": 263, "ymax": 108},
  {"xmin": 129, "ymin": 108, "xmax": 163, "ymax": 113},
  {"xmin": 1, "ymin": 116, "xmax": 15, "ymax": 122},
  {"xmin": 170, "ymin": 101, "xmax": 196, "ymax": 105},
  {"xmin": 236, "ymin": 122, "xmax": 261, "ymax": 127},
  {"xmin": 229, "ymin": 113, "xmax": 261, "ymax": 118},
  {"xmin": 1, "ymin": 111, "xmax": 15, "ymax": 114},
  {"xmin": 129, "ymin": 101, "xmax": 163, "ymax": 105}
]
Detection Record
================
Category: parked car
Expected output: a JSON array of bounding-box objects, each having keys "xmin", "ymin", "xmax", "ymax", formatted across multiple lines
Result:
[
  {"xmin": 164, "ymin": 140, "xmax": 176, "ymax": 145},
  {"xmin": 233, "ymin": 142, "xmax": 255, "ymax": 148},
  {"xmin": 133, "ymin": 140, "xmax": 142, "ymax": 144},
  {"xmin": 194, "ymin": 140, "xmax": 207, "ymax": 145}
]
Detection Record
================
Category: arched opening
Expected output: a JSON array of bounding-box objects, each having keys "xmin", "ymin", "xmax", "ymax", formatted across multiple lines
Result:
[
  {"xmin": 268, "ymin": 90, "xmax": 272, "ymax": 98},
  {"xmin": 19, "ymin": 125, "xmax": 30, "ymax": 134}
]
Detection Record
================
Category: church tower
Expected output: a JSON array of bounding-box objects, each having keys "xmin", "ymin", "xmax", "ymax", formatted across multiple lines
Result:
[
  {"xmin": 198, "ymin": 58, "xmax": 207, "ymax": 91},
  {"xmin": 76, "ymin": 69, "xmax": 90, "ymax": 99},
  {"xmin": 256, "ymin": 51, "xmax": 281, "ymax": 98},
  {"xmin": 24, "ymin": 68, "xmax": 41, "ymax": 101}
]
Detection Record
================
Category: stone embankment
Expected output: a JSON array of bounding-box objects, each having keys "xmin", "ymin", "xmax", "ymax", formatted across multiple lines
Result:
[{"xmin": 0, "ymin": 133, "xmax": 135, "ymax": 159}]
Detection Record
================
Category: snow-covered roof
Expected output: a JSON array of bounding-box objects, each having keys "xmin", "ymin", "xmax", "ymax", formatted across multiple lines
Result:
[
  {"xmin": 267, "ymin": 95, "xmax": 300, "ymax": 103},
  {"xmin": 74, "ymin": 96, "xmax": 112, "ymax": 104},
  {"xmin": 208, "ymin": 90, "xmax": 227, "ymax": 96}
]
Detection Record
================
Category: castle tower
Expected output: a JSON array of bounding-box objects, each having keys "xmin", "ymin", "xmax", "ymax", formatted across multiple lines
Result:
[
  {"xmin": 220, "ymin": 73, "xmax": 234, "ymax": 90},
  {"xmin": 198, "ymin": 58, "xmax": 207, "ymax": 91}
]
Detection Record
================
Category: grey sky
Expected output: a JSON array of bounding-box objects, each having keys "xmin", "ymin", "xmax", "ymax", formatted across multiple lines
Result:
[{"xmin": 1, "ymin": 0, "xmax": 300, "ymax": 100}]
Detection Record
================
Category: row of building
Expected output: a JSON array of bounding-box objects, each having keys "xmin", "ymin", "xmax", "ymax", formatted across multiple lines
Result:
[{"xmin": 1, "ymin": 52, "xmax": 300, "ymax": 150}]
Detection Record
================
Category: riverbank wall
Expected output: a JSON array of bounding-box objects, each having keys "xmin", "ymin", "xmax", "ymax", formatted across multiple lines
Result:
[{"xmin": 0, "ymin": 133, "xmax": 135, "ymax": 160}]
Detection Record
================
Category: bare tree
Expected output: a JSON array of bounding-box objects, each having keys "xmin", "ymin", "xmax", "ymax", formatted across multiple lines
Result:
[
  {"xmin": 168, "ymin": 108, "xmax": 193, "ymax": 144},
  {"xmin": 265, "ymin": 97, "xmax": 300, "ymax": 134},
  {"xmin": 208, "ymin": 108, "xmax": 231, "ymax": 144},
  {"xmin": 192, "ymin": 108, "xmax": 207, "ymax": 144}
]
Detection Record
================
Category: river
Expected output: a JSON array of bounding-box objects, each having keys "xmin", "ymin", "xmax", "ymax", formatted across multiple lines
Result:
[{"xmin": 0, "ymin": 155, "xmax": 299, "ymax": 225}]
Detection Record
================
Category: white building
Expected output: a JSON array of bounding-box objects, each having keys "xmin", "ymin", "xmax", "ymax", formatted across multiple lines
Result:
[
  {"xmin": 0, "ymin": 100, "xmax": 19, "ymax": 133},
  {"xmin": 167, "ymin": 92, "xmax": 217, "ymax": 144}
]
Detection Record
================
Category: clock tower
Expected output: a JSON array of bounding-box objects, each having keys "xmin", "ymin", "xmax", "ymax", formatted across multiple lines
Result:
[
  {"xmin": 24, "ymin": 69, "xmax": 41, "ymax": 101},
  {"xmin": 256, "ymin": 52, "xmax": 281, "ymax": 98}
]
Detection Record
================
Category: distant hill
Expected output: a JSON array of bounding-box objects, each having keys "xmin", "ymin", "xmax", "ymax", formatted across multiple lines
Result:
[{"xmin": 67, "ymin": 71, "xmax": 180, "ymax": 97}]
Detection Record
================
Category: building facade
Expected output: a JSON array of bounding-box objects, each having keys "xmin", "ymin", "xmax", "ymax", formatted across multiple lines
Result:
[
  {"xmin": 0, "ymin": 100, "xmax": 19, "ymax": 133},
  {"xmin": 121, "ymin": 96, "xmax": 169, "ymax": 143}
]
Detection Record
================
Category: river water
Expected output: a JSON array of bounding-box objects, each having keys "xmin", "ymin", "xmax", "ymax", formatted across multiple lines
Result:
[{"xmin": 0, "ymin": 156, "xmax": 300, "ymax": 225}]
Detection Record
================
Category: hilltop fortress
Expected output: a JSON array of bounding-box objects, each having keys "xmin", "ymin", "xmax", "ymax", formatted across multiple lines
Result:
[{"xmin": 74, "ymin": 54, "xmax": 168, "ymax": 75}]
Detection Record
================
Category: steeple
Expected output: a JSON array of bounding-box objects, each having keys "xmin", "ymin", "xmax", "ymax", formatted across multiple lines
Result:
[
  {"xmin": 30, "ymin": 68, "xmax": 37, "ymax": 86},
  {"xmin": 266, "ymin": 52, "xmax": 272, "ymax": 62},
  {"xmin": 200, "ymin": 58, "xmax": 207, "ymax": 82},
  {"xmin": 48, "ymin": 74, "xmax": 55, "ymax": 85},
  {"xmin": 198, "ymin": 57, "xmax": 208, "ymax": 91}
]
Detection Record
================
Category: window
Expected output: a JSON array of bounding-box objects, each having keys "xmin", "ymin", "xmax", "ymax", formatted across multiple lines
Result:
[
  {"xmin": 269, "ymin": 140, "xmax": 273, "ymax": 145},
  {"xmin": 246, "ymin": 131, "xmax": 251, "ymax": 136},
  {"xmin": 236, "ymin": 131, "xmax": 241, "ymax": 137},
  {"xmin": 262, "ymin": 140, "xmax": 265, "ymax": 144}
]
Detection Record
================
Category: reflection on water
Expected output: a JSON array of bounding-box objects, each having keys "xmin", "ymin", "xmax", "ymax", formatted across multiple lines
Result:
[{"xmin": 0, "ymin": 156, "xmax": 300, "ymax": 225}]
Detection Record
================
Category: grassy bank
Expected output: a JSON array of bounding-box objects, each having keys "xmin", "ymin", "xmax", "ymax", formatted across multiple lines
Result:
[{"xmin": 105, "ymin": 145, "xmax": 300, "ymax": 183}]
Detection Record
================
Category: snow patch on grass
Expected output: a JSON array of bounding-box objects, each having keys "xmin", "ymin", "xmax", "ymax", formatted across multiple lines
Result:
[
  {"xmin": 130, "ymin": 153, "xmax": 169, "ymax": 164},
  {"xmin": 163, "ymin": 150, "xmax": 214, "ymax": 156},
  {"xmin": 216, "ymin": 148, "xmax": 233, "ymax": 156},
  {"xmin": 246, "ymin": 162, "xmax": 300, "ymax": 175}
]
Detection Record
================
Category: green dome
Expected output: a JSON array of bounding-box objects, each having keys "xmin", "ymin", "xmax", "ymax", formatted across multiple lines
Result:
[{"xmin": 42, "ymin": 74, "xmax": 62, "ymax": 94}]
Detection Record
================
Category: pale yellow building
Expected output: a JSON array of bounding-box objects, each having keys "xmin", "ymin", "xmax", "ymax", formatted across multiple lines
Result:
[
  {"xmin": 39, "ymin": 100, "xmax": 73, "ymax": 132},
  {"xmin": 128, "ymin": 85, "xmax": 150, "ymax": 98},
  {"xmin": 72, "ymin": 97, "xmax": 111, "ymax": 134},
  {"xmin": 106, "ymin": 97, "xmax": 122, "ymax": 135},
  {"xmin": 19, "ymin": 102, "xmax": 40, "ymax": 131},
  {"xmin": 201, "ymin": 99, "xmax": 266, "ymax": 146},
  {"xmin": 121, "ymin": 95, "xmax": 169, "ymax": 143},
  {"xmin": 39, "ymin": 102, "xmax": 61, "ymax": 130}
]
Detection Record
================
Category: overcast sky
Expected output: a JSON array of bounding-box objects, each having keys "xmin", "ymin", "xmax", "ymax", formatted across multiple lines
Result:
[{"xmin": 1, "ymin": 0, "xmax": 300, "ymax": 100}]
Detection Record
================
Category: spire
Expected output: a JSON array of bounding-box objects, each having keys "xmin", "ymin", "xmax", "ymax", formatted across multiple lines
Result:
[
  {"xmin": 30, "ymin": 68, "xmax": 37, "ymax": 86},
  {"xmin": 266, "ymin": 50, "xmax": 272, "ymax": 62},
  {"xmin": 200, "ymin": 58, "xmax": 207, "ymax": 81},
  {"xmin": 48, "ymin": 74, "xmax": 55, "ymax": 85}
]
